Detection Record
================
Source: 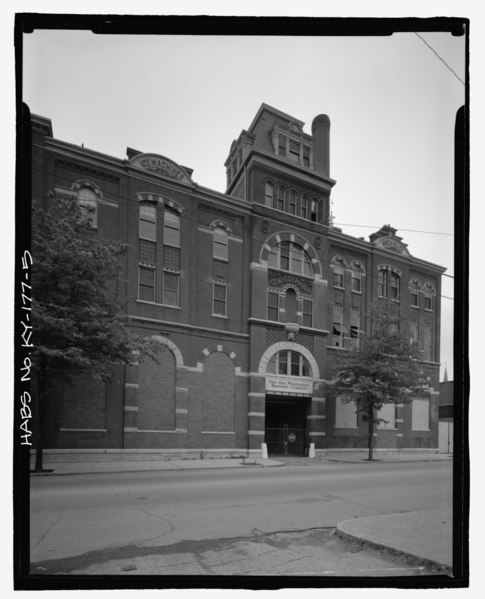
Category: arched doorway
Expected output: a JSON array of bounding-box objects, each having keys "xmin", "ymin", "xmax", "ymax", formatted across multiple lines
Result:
[{"xmin": 259, "ymin": 343, "xmax": 318, "ymax": 457}]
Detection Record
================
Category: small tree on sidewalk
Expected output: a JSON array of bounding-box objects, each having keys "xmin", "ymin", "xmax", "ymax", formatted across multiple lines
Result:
[
  {"xmin": 329, "ymin": 301, "xmax": 429, "ymax": 461},
  {"xmin": 31, "ymin": 194, "xmax": 159, "ymax": 472}
]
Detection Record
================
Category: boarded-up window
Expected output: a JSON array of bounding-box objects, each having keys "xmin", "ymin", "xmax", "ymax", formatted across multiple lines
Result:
[
  {"xmin": 335, "ymin": 396, "xmax": 357, "ymax": 429},
  {"xmin": 61, "ymin": 377, "xmax": 106, "ymax": 429},
  {"xmin": 412, "ymin": 398, "xmax": 430, "ymax": 431},
  {"xmin": 377, "ymin": 403, "xmax": 397, "ymax": 430},
  {"xmin": 138, "ymin": 346, "xmax": 176, "ymax": 430},
  {"xmin": 201, "ymin": 352, "xmax": 235, "ymax": 432}
]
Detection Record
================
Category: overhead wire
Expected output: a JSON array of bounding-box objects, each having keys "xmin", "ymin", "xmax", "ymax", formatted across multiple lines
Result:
[
  {"xmin": 29, "ymin": 166, "xmax": 455, "ymax": 300},
  {"xmin": 414, "ymin": 32, "xmax": 465, "ymax": 86}
]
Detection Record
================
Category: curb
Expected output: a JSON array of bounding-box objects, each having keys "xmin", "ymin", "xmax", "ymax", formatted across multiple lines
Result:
[
  {"xmin": 29, "ymin": 459, "xmax": 285, "ymax": 476},
  {"xmin": 322, "ymin": 457, "xmax": 451, "ymax": 464},
  {"xmin": 335, "ymin": 525, "xmax": 452, "ymax": 575}
]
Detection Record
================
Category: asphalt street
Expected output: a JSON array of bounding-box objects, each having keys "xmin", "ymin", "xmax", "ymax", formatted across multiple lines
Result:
[{"xmin": 29, "ymin": 459, "xmax": 453, "ymax": 575}]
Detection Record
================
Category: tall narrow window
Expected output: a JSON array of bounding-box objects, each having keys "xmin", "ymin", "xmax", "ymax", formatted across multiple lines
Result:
[
  {"xmin": 333, "ymin": 265, "xmax": 344, "ymax": 288},
  {"xmin": 78, "ymin": 187, "xmax": 98, "ymax": 228},
  {"xmin": 139, "ymin": 266, "xmax": 155, "ymax": 302},
  {"xmin": 310, "ymin": 198, "xmax": 319, "ymax": 222},
  {"xmin": 412, "ymin": 398, "xmax": 430, "ymax": 430},
  {"xmin": 139, "ymin": 203, "xmax": 157, "ymax": 240},
  {"xmin": 303, "ymin": 146, "xmax": 310, "ymax": 167},
  {"xmin": 333, "ymin": 307, "xmax": 346, "ymax": 348},
  {"xmin": 285, "ymin": 288, "xmax": 297, "ymax": 323},
  {"xmin": 378, "ymin": 270, "xmax": 388, "ymax": 298},
  {"xmin": 350, "ymin": 311, "xmax": 361, "ymax": 349},
  {"xmin": 302, "ymin": 299, "xmax": 313, "ymax": 327},
  {"xmin": 424, "ymin": 284, "xmax": 433, "ymax": 310},
  {"xmin": 267, "ymin": 291, "xmax": 280, "ymax": 321},
  {"xmin": 410, "ymin": 320, "xmax": 419, "ymax": 346},
  {"xmin": 278, "ymin": 137, "xmax": 286, "ymax": 157},
  {"xmin": 410, "ymin": 280, "xmax": 419, "ymax": 307},
  {"xmin": 288, "ymin": 140, "xmax": 300, "ymax": 163},
  {"xmin": 423, "ymin": 323, "xmax": 432, "ymax": 361},
  {"xmin": 280, "ymin": 242, "xmax": 290, "ymax": 271},
  {"xmin": 163, "ymin": 271, "xmax": 180, "ymax": 306},
  {"xmin": 390, "ymin": 272, "xmax": 400, "ymax": 300},
  {"xmin": 277, "ymin": 187, "xmax": 285, "ymax": 211},
  {"xmin": 213, "ymin": 283, "xmax": 227, "ymax": 316},
  {"xmin": 300, "ymin": 195, "xmax": 308, "ymax": 219},
  {"xmin": 278, "ymin": 351, "xmax": 288, "ymax": 375},
  {"xmin": 351, "ymin": 264, "xmax": 362, "ymax": 292},
  {"xmin": 213, "ymin": 227, "xmax": 228, "ymax": 260},
  {"xmin": 289, "ymin": 191, "xmax": 297, "ymax": 215},
  {"xmin": 163, "ymin": 210, "xmax": 180, "ymax": 247},
  {"xmin": 264, "ymin": 182, "xmax": 274, "ymax": 208}
]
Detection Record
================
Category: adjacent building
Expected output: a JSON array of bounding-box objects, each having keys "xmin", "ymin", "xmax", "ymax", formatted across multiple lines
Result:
[{"xmin": 31, "ymin": 103, "xmax": 445, "ymax": 457}]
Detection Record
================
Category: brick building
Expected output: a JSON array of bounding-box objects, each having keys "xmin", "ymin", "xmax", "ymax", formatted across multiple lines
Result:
[{"xmin": 31, "ymin": 103, "xmax": 445, "ymax": 457}]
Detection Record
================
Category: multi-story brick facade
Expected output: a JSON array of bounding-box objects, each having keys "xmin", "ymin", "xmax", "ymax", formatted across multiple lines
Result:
[{"xmin": 31, "ymin": 103, "xmax": 445, "ymax": 457}]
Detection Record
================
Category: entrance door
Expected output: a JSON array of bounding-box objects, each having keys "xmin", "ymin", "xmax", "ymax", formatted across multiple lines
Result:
[{"xmin": 265, "ymin": 396, "xmax": 309, "ymax": 456}]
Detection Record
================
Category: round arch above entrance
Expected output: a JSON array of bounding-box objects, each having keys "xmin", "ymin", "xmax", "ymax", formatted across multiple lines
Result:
[{"xmin": 258, "ymin": 341, "xmax": 320, "ymax": 380}]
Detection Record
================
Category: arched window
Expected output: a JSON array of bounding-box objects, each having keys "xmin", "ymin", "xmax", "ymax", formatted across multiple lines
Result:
[
  {"xmin": 163, "ymin": 209, "xmax": 180, "ymax": 248},
  {"xmin": 301, "ymin": 195, "xmax": 308, "ymax": 219},
  {"xmin": 378, "ymin": 267, "xmax": 401, "ymax": 301},
  {"xmin": 378, "ymin": 269, "xmax": 388, "ymax": 298},
  {"xmin": 139, "ymin": 203, "xmax": 157, "ymax": 241},
  {"xmin": 351, "ymin": 263, "xmax": 363, "ymax": 293},
  {"xmin": 277, "ymin": 186, "xmax": 285, "ymax": 211},
  {"xmin": 213, "ymin": 226, "xmax": 228, "ymax": 260},
  {"xmin": 285, "ymin": 288, "xmax": 298, "ymax": 323},
  {"xmin": 310, "ymin": 198, "xmax": 319, "ymax": 222},
  {"xmin": 264, "ymin": 182, "xmax": 274, "ymax": 208},
  {"xmin": 288, "ymin": 191, "xmax": 297, "ymax": 215},
  {"xmin": 423, "ymin": 283, "xmax": 433, "ymax": 311},
  {"xmin": 268, "ymin": 241, "xmax": 313, "ymax": 277},
  {"xmin": 77, "ymin": 187, "xmax": 98, "ymax": 228},
  {"xmin": 332, "ymin": 257, "xmax": 346, "ymax": 288},
  {"xmin": 267, "ymin": 350, "xmax": 310, "ymax": 377},
  {"xmin": 390, "ymin": 272, "xmax": 400, "ymax": 300},
  {"xmin": 410, "ymin": 279, "xmax": 420, "ymax": 307}
]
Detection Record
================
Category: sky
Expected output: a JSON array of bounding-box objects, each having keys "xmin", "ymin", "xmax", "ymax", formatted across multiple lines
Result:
[{"xmin": 21, "ymin": 23, "xmax": 465, "ymax": 381}]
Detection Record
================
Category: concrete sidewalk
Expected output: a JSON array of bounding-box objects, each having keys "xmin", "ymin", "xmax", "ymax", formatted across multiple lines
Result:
[
  {"xmin": 29, "ymin": 449, "xmax": 452, "ymax": 476},
  {"xmin": 337, "ymin": 508, "xmax": 453, "ymax": 571},
  {"xmin": 320, "ymin": 451, "xmax": 453, "ymax": 463}
]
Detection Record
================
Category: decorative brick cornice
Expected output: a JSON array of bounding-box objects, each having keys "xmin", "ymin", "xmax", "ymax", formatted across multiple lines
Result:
[
  {"xmin": 199, "ymin": 203, "xmax": 244, "ymax": 222},
  {"xmin": 330, "ymin": 243, "xmax": 369, "ymax": 261},
  {"xmin": 55, "ymin": 159, "xmax": 119, "ymax": 183}
]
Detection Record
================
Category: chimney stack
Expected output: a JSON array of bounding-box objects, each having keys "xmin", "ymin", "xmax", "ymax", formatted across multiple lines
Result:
[{"xmin": 311, "ymin": 114, "xmax": 330, "ymax": 177}]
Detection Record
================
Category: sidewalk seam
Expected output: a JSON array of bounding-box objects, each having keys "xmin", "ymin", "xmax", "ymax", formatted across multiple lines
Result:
[{"xmin": 335, "ymin": 527, "xmax": 452, "ymax": 575}]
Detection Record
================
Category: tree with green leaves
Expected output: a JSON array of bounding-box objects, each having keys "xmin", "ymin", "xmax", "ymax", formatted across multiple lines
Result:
[
  {"xmin": 329, "ymin": 301, "xmax": 430, "ymax": 461},
  {"xmin": 31, "ymin": 194, "xmax": 159, "ymax": 471}
]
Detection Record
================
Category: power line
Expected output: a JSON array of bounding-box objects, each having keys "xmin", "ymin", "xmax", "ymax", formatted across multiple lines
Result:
[
  {"xmin": 334, "ymin": 222, "xmax": 453, "ymax": 237},
  {"xmin": 414, "ymin": 32, "xmax": 465, "ymax": 86},
  {"xmin": 31, "ymin": 166, "xmax": 453, "ymax": 286}
]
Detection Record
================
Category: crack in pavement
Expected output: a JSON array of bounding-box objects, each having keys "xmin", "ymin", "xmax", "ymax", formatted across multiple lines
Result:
[
  {"xmin": 29, "ymin": 525, "xmax": 444, "ymax": 577},
  {"xmin": 29, "ymin": 526, "xmax": 335, "ymax": 574},
  {"xmin": 31, "ymin": 511, "xmax": 63, "ymax": 550}
]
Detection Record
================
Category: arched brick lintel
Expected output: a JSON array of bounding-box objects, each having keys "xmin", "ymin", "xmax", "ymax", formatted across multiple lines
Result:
[
  {"xmin": 258, "ymin": 341, "xmax": 320, "ymax": 379},
  {"xmin": 260, "ymin": 231, "xmax": 322, "ymax": 278},
  {"xmin": 148, "ymin": 335, "xmax": 184, "ymax": 368}
]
